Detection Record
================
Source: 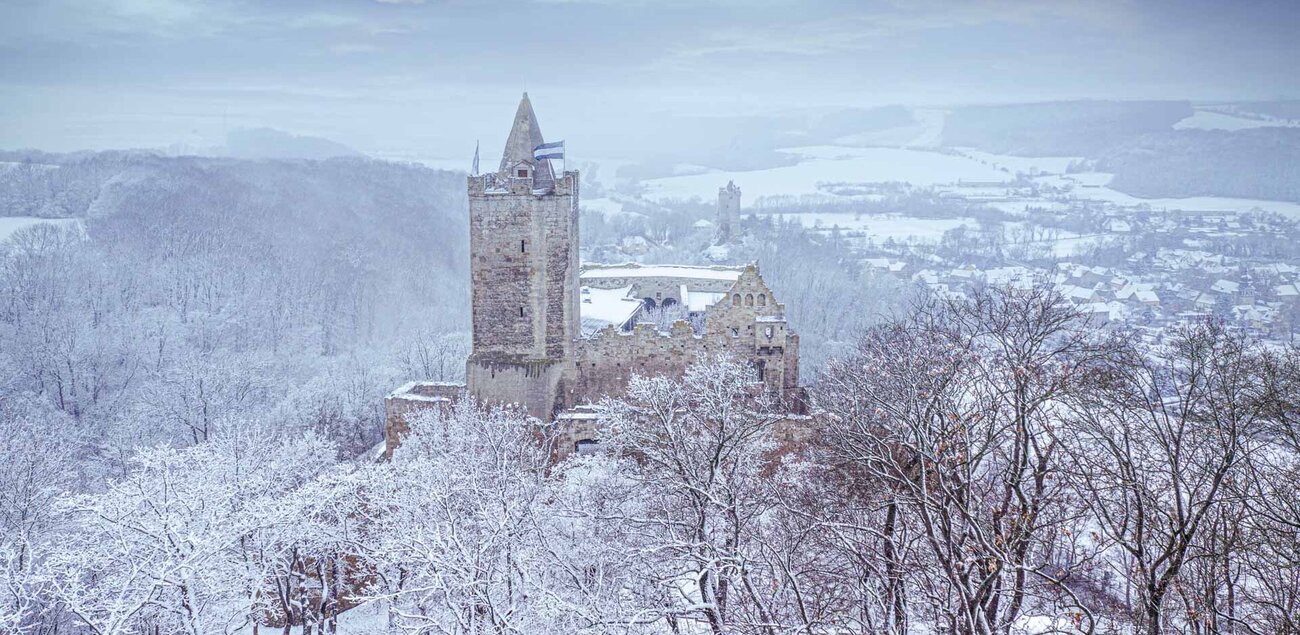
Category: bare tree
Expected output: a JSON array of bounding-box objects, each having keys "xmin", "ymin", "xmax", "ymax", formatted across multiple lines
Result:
[
  {"xmin": 1062, "ymin": 321, "xmax": 1276, "ymax": 635},
  {"xmin": 817, "ymin": 284, "xmax": 1110, "ymax": 634},
  {"xmin": 1236, "ymin": 346, "xmax": 1300, "ymax": 634}
]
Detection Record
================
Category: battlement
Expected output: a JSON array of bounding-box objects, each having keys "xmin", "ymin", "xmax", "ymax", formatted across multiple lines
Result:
[{"xmin": 468, "ymin": 170, "xmax": 578, "ymax": 197}]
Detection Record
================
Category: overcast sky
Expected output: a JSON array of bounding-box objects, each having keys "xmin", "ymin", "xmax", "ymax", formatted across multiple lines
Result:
[{"xmin": 2, "ymin": 0, "xmax": 1297, "ymax": 159}]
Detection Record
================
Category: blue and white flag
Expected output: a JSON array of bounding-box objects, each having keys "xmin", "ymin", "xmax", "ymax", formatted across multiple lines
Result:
[{"xmin": 533, "ymin": 140, "xmax": 564, "ymax": 161}]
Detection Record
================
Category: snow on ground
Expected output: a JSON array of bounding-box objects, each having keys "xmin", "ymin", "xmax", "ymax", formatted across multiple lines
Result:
[
  {"xmin": 982, "ymin": 200, "xmax": 1073, "ymax": 215},
  {"xmin": 778, "ymin": 213, "xmax": 979, "ymax": 243},
  {"xmin": 642, "ymin": 147, "xmax": 1010, "ymax": 203},
  {"xmin": 237, "ymin": 600, "xmax": 392, "ymax": 635},
  {"xmin": 580, "ymin": 197, "xmax": 625, "ymax": 217},
  {"xmin": 1042, "ymin": 234, "xmax": 1106, "ymax": 257},
  {"xmin": 0, "ymin": 217, "xmax": 82, "ymax": 243},
  {"xmin": 776, "ymin": 213, "xmax": 1105, "ymax": 256},
  {"xmin": 1174, "ymin": 109, "xmax": 1299, "ymax": 130},
  {"xmin": 953, "ymin": 149, "xmax": 1081, "ymax": 175},
  {"xmin": 1037, "ymin": 173, "xmax": 1300, "ymax": 218},
  {"xmin": 904, "ymin": 108, "xmax": 948, "ymax": 148},
  {"xmin": 833, "ymin": 108, "xmax": 949, "ymax": 148}
]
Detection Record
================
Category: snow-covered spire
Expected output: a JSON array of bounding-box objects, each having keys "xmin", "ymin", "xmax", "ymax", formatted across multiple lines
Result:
[{"xmin": 498, "ymin": 92, "xmax": 554, "ymax": 182}]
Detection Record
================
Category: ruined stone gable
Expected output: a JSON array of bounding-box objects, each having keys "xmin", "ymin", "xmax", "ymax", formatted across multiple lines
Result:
[{"xmin": 566, "ymin": 264, "xmax": 802, "ymax": 411}]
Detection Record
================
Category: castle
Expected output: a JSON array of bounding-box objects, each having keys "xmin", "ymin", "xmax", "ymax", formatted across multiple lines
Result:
[{"xmin": 385, "ymin": 94, "xmax": 804, "ymax": 456}]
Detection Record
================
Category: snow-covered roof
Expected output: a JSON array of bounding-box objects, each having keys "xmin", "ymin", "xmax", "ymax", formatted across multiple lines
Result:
[
  {"xmin": 1105, "ymin": 218, "xmax": 1133, "ymax": 232},
  {"xmin": 580, "ymin": 263, "xmax": 743, "ymax": 282},
  {"xmin": 387, "ymin": 380, "xmax": 464, "ymax": 400},
  {"xmin": 685, "ymin": 289, "xmax": 726, "ymax": 312},
  {"xmin": 1211, "ymin": 279, "xmax": 1240, "ymax": 294},
  {"xmin": 556, "ymin": 406, "xmax": 601, "ymax": 421},
  {"xmin": 1135, "ymin": 289, "xmax": 1160, "ymax": 303},
  {"xmin": 580, "ymin": 286, "xmax": 643, "ymax": 337},
  {"xmin": 1058, "ymin": 284, "xmax": 1099, "ymax": 302}
]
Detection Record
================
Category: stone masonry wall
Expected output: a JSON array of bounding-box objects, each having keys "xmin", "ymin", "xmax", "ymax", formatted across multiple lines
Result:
[
  {"xmin": 570, "ymin": 321, "xmax": 705, "ymax": 405},
  {"xmin": 567, "ymin": 265, "xmax": 802, "ymax": 412},
  {"xmin": 466, "ymin": 170, "xmax": 580, "ymax": 421},
  {"xmin": 383, "ymin": 381, "xmax": 463, "ymax": 459},
  {"xmin": 467, "ymin": 171, "xmax": 579, "ymax": 361}
]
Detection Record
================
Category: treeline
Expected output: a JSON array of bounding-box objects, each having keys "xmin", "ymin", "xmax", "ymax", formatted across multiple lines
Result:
[
  {"xmin": 937, "ymin": 100, "xmax": 1300, "ymax": 203},
  {"xmin": 610, "ymin": 106, "xmax": 917, "ymax": 181},
  {"xmin": 1098, "ymin": 127, "xmax": 1300, "ymax": 202},
  {"xmin": 7, "ymin": 285, "xmax": 1294, "ymax": 634},
  {"xmin": 941, "ymin": 100, "xmax": 1193, "ymax": 157}
]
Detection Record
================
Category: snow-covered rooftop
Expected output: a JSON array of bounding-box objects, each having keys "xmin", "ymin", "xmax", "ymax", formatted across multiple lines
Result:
[
  {"xmin": 1211, "ymin": 279, "xmax": 1240, "ymax": 294},
  {"xmin": 685, "ymin": 289, "xmax": 726, "ymax": 312},
  {"xmin": 580, "ymin": 285, "xmax": 643, "ymax": 337},
  {"xmin": 387, "ymin": 380, "xmax": 464, "ymax": 402},
  {"xmin": 581, "ymin": 263, "xmax": 743, "ymax": 282}
]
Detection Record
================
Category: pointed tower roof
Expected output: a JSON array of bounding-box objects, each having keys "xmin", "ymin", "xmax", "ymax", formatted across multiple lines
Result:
[{"xmin": 499, "ymin": 93, "xmax": 554, "ymax": 181}]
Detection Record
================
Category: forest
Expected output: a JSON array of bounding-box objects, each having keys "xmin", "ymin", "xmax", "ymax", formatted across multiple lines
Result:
[
  {"xmin": 0, "ymin": 152, "xmax": 1297, "ymax": 635},
  {"xmin": 2, "ymin": 282, "xmax": 1296, "ymax": 634}
]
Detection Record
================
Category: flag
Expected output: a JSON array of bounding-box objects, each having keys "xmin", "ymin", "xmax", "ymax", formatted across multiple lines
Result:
[
  {"xmin": 533, "ymin": 140, "xmax": 564, "ymax": 161},
  {"xmin": 471, "ymin": 140, "xmax": 480, "ymax": 175}
]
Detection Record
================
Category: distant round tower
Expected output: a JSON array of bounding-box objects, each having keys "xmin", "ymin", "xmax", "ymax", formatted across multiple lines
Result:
[
  {"xmin": 717, "ymin": 180, "xmax": 742, "ymax": 243},
  {"xmin": 465, "ymin": 93, "xmax": 580, "ymax": 420}
]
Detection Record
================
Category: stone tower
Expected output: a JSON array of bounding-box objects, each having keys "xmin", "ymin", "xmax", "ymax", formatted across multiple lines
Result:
[
  {"xmin": 717, "ymin": 180, "xmax": 742, "ymax": 243},
  {"xmin": 465, "ymin": 93, "xmax": 580, "ymax": 420}
]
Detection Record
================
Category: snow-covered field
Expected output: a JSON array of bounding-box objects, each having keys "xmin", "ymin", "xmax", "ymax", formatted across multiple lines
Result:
[
  {"xmin": 641, "ymin": 147, "xmax": 1011, "ymax": 203},
  {"xmin": 580, "ymin": 197, "xmax": 627, "ymax": 217},
  {"xmin": 636, "ymin": 144, "xmax": 1300, "ymax": 219},
  {"xmin": 0, "ymin": 216, "xmax": 82, "ymax": 242},
  {"xmin": 777, "ymin": 212, "xmax": 1104, "ymax": 255},
  {"xmin": 1038, "ymin": 173, "xmax": 1300, "ymax": 218},
  {"xmin": 952, "ymin": 149, "xmax": 1081, "ymax": 175},
  {"xmin": 833, "ymin": 108, "xmax": 949, "ymax": 148},
  {"xmin": 1174, "ymin": 109, "xmax": 1299, "ymax": 130},
  {"xmin": 776, "ymin": 212, "xmax": 980, "ymax": 243}
]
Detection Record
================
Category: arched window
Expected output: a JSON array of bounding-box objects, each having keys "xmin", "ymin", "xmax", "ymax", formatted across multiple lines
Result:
[
  {"xmin": 643, "ymin": 298, "xmax": 657, "ymax": 310},
  {"xmin": 757, "ymin": 294, "xmax": 766, "ymax": 306},
  {"xmin": 661, "ymin": 297, "xmax": 678, "ymax": 308},
  {"xmin": 732, "ymin": 294, "xmax": 741, "ymax": 306},
  {"xmin": 745, "ymin": 294, "xmax": 754, "ymax": 307}
]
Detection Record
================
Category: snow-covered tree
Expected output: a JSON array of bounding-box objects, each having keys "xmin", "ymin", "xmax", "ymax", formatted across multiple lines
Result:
[
  {"xmin": 358, "ymin": 402, "xmax": 570, "ymax": 634},
  {"xmin": 592, "ymin": 356, "xmax": 791, "ymax": 634},
  {"xmin": 43, "ymin": 427, "xmax": 337, "ymax": 635}
]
